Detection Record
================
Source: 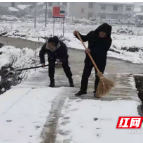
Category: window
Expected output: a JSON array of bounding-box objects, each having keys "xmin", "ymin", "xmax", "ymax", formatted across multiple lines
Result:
[
  {"xmin": 89, "ymin": 3, "xmax": 93, "ymax": 8},
  {"xmin": 88, "ymin": 13, "xmax": 93, "ymax": 19},
  {"xmin": 101, "ymin": 5, "xmax": 106, "ymax": 10},
  {"xmin": 48, "ymin": 2, "xmax": 53, "ymax": 6},
  {"xmin": 126, "ymin": 6, "xmax": 131, "ymax": 11},
  {"xmin": 81, "ymin": 8, "xmax": 84, "ymax": 13},
  {"xmin": 113, "ymin": 5, "xmax": 118, "ymax": 11}
]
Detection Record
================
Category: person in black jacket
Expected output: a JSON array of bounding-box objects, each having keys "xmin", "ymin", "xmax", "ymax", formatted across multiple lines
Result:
[
  {"xmin": 74, "ymin": 23, "xmax": 112, "ymax": 97},
  {"xmin": 39, "ymin": 36, "xmax": 74, "ymax": 87}
]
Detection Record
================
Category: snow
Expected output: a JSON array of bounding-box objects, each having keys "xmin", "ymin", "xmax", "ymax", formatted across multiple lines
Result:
[
  {"xmin": 1, "ymin": 21, "xmax": 143, "ymax": 63},
  {"xmin": 8, "ymin": 7, "xmax": 19, "ymax": 12},
  {"xmin": 108, "ymin": 50, "xmax": 143, "ymax": 63},
  {"xmin": 0, "ymin": 86, "xmax": 62, "ymax": 143},
  {"xmin": 135, "ymin": 12, "xmax": 143, "ymax": 16},
  {"xmin": 0, "ymin": 45, "xmax": 40, "ymax": 73},
  {"xmin": 56, "ymin": 98, "xmax": 143, "ymax": 143},
  {"xmin": 0, "ymin": 45, "xmax": 46, "ymax": 85},
  {"xmin": 0, "ymin": 20, "xmax": 143, "ymax": 143},
  {"xmin": 17, "ymin": 5, "xmax": 30, "ymax": 10}
]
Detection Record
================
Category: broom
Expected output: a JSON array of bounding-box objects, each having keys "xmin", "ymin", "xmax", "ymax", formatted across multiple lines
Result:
[{"xmin": 76, "ymin": 32, "xmax": 114, "ymax": 97}]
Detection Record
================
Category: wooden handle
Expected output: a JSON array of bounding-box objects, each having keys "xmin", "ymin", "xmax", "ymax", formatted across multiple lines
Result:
[{"xmin": 76, "ymin": 33, "xmax": 100, "ymax": 73}]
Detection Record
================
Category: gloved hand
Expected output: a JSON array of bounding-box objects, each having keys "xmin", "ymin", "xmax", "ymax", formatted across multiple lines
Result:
[{"xmin": 85, "ymin": 48, "xmax": 91, "ymax": 54}]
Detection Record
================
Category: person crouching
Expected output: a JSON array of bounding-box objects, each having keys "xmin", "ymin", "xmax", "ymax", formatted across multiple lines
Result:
[{"xmin": 39, "ymin": 36, "xmax": 74, "ymax": 87}]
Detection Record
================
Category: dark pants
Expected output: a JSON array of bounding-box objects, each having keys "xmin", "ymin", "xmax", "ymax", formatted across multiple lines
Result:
[
  {"xmin": 48, "ymin": 58, "xmax": 72, "ymax": 80},
  {"xmin": 80, "ymin": 62, "xmax": 106, "ymax": 92}
]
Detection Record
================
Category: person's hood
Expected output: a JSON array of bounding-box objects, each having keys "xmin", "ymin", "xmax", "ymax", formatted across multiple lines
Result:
[{"xmin": 94, "ymin": 23, "xmax": 112, "ymax": 38}]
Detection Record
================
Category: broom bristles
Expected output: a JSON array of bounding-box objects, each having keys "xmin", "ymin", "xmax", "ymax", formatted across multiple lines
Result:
[{"xmin": 96, "ymin": 77, "xmax": 114, "ymax": 97}]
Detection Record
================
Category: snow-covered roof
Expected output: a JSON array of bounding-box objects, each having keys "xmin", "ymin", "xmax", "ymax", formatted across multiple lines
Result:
[
  {"xmin": 17, "ymin": 5, "xmax": 30, "ymax": 10},
  {"xmin": 96, "ymin": 2, "xmax": 135, "ymax": 5},
  {"xmin": 8, "ymin": 7, "xmax": 19, "ymax": 12},
  {"xmin": 135, "ymin": 12, "xmax": 143, "ymax": 16}
]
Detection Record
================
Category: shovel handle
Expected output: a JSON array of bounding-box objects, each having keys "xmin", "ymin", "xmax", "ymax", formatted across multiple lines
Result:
[
  {"xmin": 16, "ymin": 64, "xmax": 49, "ymax": 71},
  {"xmin": 76, "ymin": 33, "xmax": 100, "ymax": 73}
]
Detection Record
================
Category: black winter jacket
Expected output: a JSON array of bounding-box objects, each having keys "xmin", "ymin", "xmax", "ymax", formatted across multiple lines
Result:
[
  {"xmin": 76, "ymin": 23, "xmax": 112, "ymax": 65},
  {"xmin": 39, "ymin": 40, "xmax": 68, "ymax": 64}
]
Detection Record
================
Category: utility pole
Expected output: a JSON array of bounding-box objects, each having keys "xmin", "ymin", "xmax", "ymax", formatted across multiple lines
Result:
[
  {"xmin": 34, "ymin": 2, "xmax": 37, "ymax": 29},
  {"xmin": 71, "ymin": 3, "xmax": 73, "ymax": 23},
  {"xmin": 45, "ymin": 2, "xmax": 48, "ymax": 27}
]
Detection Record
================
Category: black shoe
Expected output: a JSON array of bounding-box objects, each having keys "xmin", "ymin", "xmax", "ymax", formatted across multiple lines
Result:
[
  {"xmin": 69, "ymin": 78, "xmax": 74, "ymax": 87},
  {"xmin": 93, "ymin": 89, "xmax": 97, "ymax": 93},
  {"xmin": 49, "ymin": 79, "xmax": 55, "ymax": 87},
  {"xmin": 75, "ymin": 90, "xmax": 87, "ymax": 96}
]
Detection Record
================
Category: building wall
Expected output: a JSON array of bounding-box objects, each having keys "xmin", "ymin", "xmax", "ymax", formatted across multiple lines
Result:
[
  {"xmin": 96, "ymin": 3, "xmax": 123, "ymax": 14},
  {"xmin": 67, "ymin": 2, "xmax": 98, "ymax": 19},
  {"xmin": 0, "ymin": 2, "xmax": 18, "ymax": 8},
  {"xmin": 96, "ymin": 3, "xmax": 134, "ymax": 19},
  {"xmin": 46, "ymin": 2, "xmax": 134, "ymax": 19},
  {"xmin": 122, "ymin": 4, "xmax": 134, "ymax": 15},
  {"xmin": 0, "ymin": 2, "xmax": 12, "ymax": 7}
]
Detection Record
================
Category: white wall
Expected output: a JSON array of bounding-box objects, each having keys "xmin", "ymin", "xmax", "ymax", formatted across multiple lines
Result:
[
  {"xmin": 67, "ymin": 2, "xmax": 97, "ymax": 19},
  {"xmin": 96, "ymin": 3, "xmax": 123, "ymax": 14},
  {"xmin": 95, "ymin": 3, "xmax": 134, "ymax": 19}
]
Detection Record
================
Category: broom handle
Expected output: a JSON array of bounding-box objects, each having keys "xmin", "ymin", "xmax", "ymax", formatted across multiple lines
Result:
[{"xmin": 76, "ymin": 33, "xmax": 100, "ymax": 73}]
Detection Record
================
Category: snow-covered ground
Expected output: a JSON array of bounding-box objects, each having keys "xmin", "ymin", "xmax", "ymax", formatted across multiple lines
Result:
[
  {"xmin": 0, "ymin": 22, "xmax": 143, "ymax": 142},
  {"xmin": 0, "ymin": 79, "xmax": 63, "ymax": 143},
  {"xmin": 1, "ymin": 21, "xmax": 143, "ymax": 63},
  {"xmin": 56, "ymin": 98, "xmax": 143, "ymax": 143}
]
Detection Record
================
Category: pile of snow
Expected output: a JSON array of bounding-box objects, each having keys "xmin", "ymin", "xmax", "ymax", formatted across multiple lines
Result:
[
  {"xmin": 0, "ymin": 45, "xmax": 47, "ymax": 94},
  {"xmin": 0, "ymin": 45, "xmax": 41, "ymax": 78},
  {"xmin": 17, "ymin": 5, "xmax": 30, "ymax": 10},
  {"xmin": 8, "ymin": 7, "xmax": 19, "ymax": 12}
]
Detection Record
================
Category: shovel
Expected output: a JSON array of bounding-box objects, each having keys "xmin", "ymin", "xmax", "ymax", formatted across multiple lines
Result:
[{"xmin": 16, "ymin": 65, "xmax": 49, "ymax": 71}]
